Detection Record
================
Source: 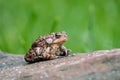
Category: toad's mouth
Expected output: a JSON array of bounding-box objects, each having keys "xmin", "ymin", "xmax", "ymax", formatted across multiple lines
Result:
[{"xmin": 53, "ymin": 37, "xmax": 68, "ymax": 44}]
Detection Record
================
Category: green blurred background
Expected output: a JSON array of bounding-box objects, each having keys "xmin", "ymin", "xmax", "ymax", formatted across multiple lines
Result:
[{"xmin": 0, "ymin": 0, "xmax": 120, "ymax": 54}]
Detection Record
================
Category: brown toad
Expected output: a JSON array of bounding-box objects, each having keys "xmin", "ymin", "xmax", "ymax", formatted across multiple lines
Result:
[{"xmin": 24, "ymin": 32, "xmax": 70, "ymax": 63}]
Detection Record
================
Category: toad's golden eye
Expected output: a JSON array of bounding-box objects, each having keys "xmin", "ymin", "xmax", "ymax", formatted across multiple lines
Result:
[{"xmin": 55, "ymin": 33, "xmax": 61, "ymax": 38}]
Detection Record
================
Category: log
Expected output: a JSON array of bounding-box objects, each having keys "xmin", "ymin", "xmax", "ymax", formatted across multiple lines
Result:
[{"xmin": 0, "ymin": 49, "xmax": 120, "ymax": 80}]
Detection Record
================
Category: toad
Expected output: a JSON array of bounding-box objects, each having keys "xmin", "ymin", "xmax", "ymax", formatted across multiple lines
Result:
[{"xmin": 24, "ymin": 32, "xmax": 70, "ymax": 63}]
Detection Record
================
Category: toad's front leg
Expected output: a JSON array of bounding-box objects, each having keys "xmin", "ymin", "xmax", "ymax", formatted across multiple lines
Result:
[{"xmin": 59, "ymin": 46, "xmax": 70, "ymax": 56}]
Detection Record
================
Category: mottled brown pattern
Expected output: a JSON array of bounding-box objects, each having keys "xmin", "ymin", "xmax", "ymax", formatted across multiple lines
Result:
[{"xmin": 24, "ymin": 32, "xmax": 70, "ymax": 63}]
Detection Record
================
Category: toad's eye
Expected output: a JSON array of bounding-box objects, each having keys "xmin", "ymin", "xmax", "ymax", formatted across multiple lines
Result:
[
  {"xmin": 46, "ymin": 38, "xmax": 53, "ymax": 44},
  {"xmin": 55, "ymin": 34, "xmax": 61, "ymax": 38}
]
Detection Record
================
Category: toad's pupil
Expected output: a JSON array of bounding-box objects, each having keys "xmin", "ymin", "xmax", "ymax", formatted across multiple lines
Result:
[{"xmin": 55, "ymin": 34, "xmax": 61, "ymax": 38}]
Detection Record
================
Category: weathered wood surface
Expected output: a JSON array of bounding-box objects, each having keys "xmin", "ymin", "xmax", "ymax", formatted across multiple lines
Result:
[{"xmin": 0, "ymin": 49, "xmax": 120, "ymax": 80}]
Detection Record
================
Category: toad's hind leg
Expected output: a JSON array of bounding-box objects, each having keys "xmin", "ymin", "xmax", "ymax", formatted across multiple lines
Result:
[
  {"xmin": 42, "ymin": 52, "xmax": 57, "ymax": 60},
  {"xmin": 41, "ymin": 47, "xmax": 57, "ymax": 60},
  {"xmin": 24, "ymin": 53, "xmax": 43, "ymax": 63},
  {"xmin": 59, "ymin": 46, "xmax": 70, "ymax": 56}
]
